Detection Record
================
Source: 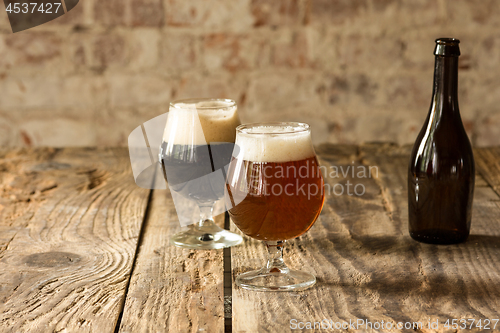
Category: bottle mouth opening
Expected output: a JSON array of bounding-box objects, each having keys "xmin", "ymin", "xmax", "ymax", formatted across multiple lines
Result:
[
  {"xmin": 434, "ymin": 38, "xmax": 460, "ymax": 56},
  {"xmin": 435, "ymin": 38, "xmax": 460, "ymax": 45}
]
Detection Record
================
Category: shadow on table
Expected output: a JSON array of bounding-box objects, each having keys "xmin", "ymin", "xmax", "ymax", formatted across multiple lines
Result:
[
  {"xmin": 312, "ymin": 232, "xmax": 500, "ymax": 310},
  {"xmin": 315, "ymin": 233, "xmax": 500, "ymax": 254},
  {"xmin": 465, "ymin": 234, "xmax": 500, "ymax": 247}
]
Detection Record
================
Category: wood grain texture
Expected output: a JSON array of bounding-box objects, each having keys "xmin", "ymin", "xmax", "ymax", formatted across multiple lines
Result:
[
  {"xmin": 0, "ymin": 148, "xmax": 150, "ymax": 333},
  {"xmin": 118, "ymin": 189, "xmax": 225, "ymax": 333},
  {"xmin": 360, "ymin": 144, "xmax": 500, "ymax": 328},
  {"xmin": 231, "ymin": 143, "xmax": 500, "ymax": 333},
  {"xmin": 2, "ymin": 145, "xmax": 500, "ymax": 333}
]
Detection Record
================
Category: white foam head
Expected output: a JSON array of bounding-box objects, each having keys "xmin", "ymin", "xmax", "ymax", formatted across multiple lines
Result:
[
  {"xmin": 235, "ymin": 123, "xmax": 315, "ymax": 163},
  {"xmin": 163, "ymin": 99, "xmax": 240, "ymax": 145}
]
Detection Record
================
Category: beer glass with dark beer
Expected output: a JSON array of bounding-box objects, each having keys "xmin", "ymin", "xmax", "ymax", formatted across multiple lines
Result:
[
  {"xmin": 160, "ymin": 98, "xmax": 243, "ymax": 249},
  {"xmin": 225, "ymin": 122, "xmax": 325, "ymax": 291}
]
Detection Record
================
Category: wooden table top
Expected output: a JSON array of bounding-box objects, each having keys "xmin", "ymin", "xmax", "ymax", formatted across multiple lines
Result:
[{"xmin": 0, "ymin": 144, "xmax": 499, "ymax": 333}]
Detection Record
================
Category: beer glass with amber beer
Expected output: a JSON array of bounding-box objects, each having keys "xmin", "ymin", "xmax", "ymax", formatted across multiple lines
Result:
[
  {"xmin": 225, "ymin": 122, "xmax": 325, "ymax": 291},
  {"xmin": 160, "ymin": 98, "xmax": 243, "ymax": 249}
]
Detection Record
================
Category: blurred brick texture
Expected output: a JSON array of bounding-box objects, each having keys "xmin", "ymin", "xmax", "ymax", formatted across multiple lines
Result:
[{"xmin": 1, "ymin": 0, "xmax": 500, "ymax": 147}]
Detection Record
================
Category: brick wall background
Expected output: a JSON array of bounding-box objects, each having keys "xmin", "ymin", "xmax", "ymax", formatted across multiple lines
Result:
[{"xmin": 1, "ymin": 0, "xmax": 500, "ymax": 147}]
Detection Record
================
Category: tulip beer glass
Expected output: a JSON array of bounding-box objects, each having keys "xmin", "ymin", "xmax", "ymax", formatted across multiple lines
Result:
[
  {"xmin": 160, "ymin": 98, "xmax": 243, "ymax": 249},
  {"xmin": 225, "ymin": 122, "xmax": 325, "ymax": 291}
]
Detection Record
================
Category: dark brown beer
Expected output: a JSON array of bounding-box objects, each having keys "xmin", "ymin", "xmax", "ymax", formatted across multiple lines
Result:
[
  {"xmin": 226, "ymin": 156, "xmax": 325, "ymax": 241},
  {"xmin": 160, "ymin": 142, "xmax": 235, "ymax": 203},
  {"xmin": 408, "ymin": 38, "xmax": 475, "ymax": 244}
]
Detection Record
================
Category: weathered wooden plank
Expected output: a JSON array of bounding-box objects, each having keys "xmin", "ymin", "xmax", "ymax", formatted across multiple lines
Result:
[
  {"xmin": 231, "ymin": 144, "xmax": 500, "ymax": 332},
  {"xmin": 118, "ymin": 189, "xmax": 225, "ymax": 333},
  {"xmin": 0, "ymin": 148, "xmax": 150, "ymax": 333},
  {"xmin": 2, "ymin": 144, "xmax": 498, "ymax": 333}
]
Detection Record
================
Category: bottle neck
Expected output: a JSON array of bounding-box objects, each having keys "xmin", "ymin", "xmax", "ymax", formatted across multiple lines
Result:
[{"xmin": 431, "ymin": 55, "xmax": 459, "ymax": 114}]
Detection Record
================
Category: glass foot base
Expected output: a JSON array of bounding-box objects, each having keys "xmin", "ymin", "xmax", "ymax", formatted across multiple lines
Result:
[
  {"xmin": 236, "ymin": 268, "xmax": 316, "ymax": 292},
  {"xmin": 170, "ymin": 222, "xmax": 243, "ymax": 249}
]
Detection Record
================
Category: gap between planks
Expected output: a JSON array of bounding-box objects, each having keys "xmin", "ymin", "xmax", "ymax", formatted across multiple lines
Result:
[{"xmin": 114, "ymin": 188, "xmax": 154, "ymax": 333}]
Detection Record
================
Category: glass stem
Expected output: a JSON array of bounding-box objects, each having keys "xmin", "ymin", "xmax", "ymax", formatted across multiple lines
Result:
[
  {"xmin": 265, "ymin": 241, "xmax": 289, "ymax": 274},
  {"xmin": 198, "ymin": 202, "xmax": 215, "ymax": 228}
]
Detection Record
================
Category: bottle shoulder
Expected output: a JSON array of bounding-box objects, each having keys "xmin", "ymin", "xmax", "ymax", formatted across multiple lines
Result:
[
  {"xmin": 412, "ymin": 108, "xmax": 472, "ymax": 148},
  {"xmin": 409, "ymin": 117, "xmax": 474, "ymax": 176}
]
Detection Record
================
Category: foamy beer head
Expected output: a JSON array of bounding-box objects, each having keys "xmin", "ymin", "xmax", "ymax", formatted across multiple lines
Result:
[
  {"xmin": 163, "ymin": 98, "xmax": 240, "ymax": 145},
  {"xmin": 234, "ymin": 122, "xmax": 315, "ymax": 162}
]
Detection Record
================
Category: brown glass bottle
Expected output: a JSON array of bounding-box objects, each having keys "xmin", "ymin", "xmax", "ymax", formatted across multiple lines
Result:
[{"xmin": 408, "ymin": 38, "xmax": 475, "ymax": 244}]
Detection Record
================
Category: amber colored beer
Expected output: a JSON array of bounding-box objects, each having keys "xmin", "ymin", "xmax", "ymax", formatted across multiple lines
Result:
[{"xmin": 225, "ymin": 156, "xmax": 325, "ymax": 241}]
